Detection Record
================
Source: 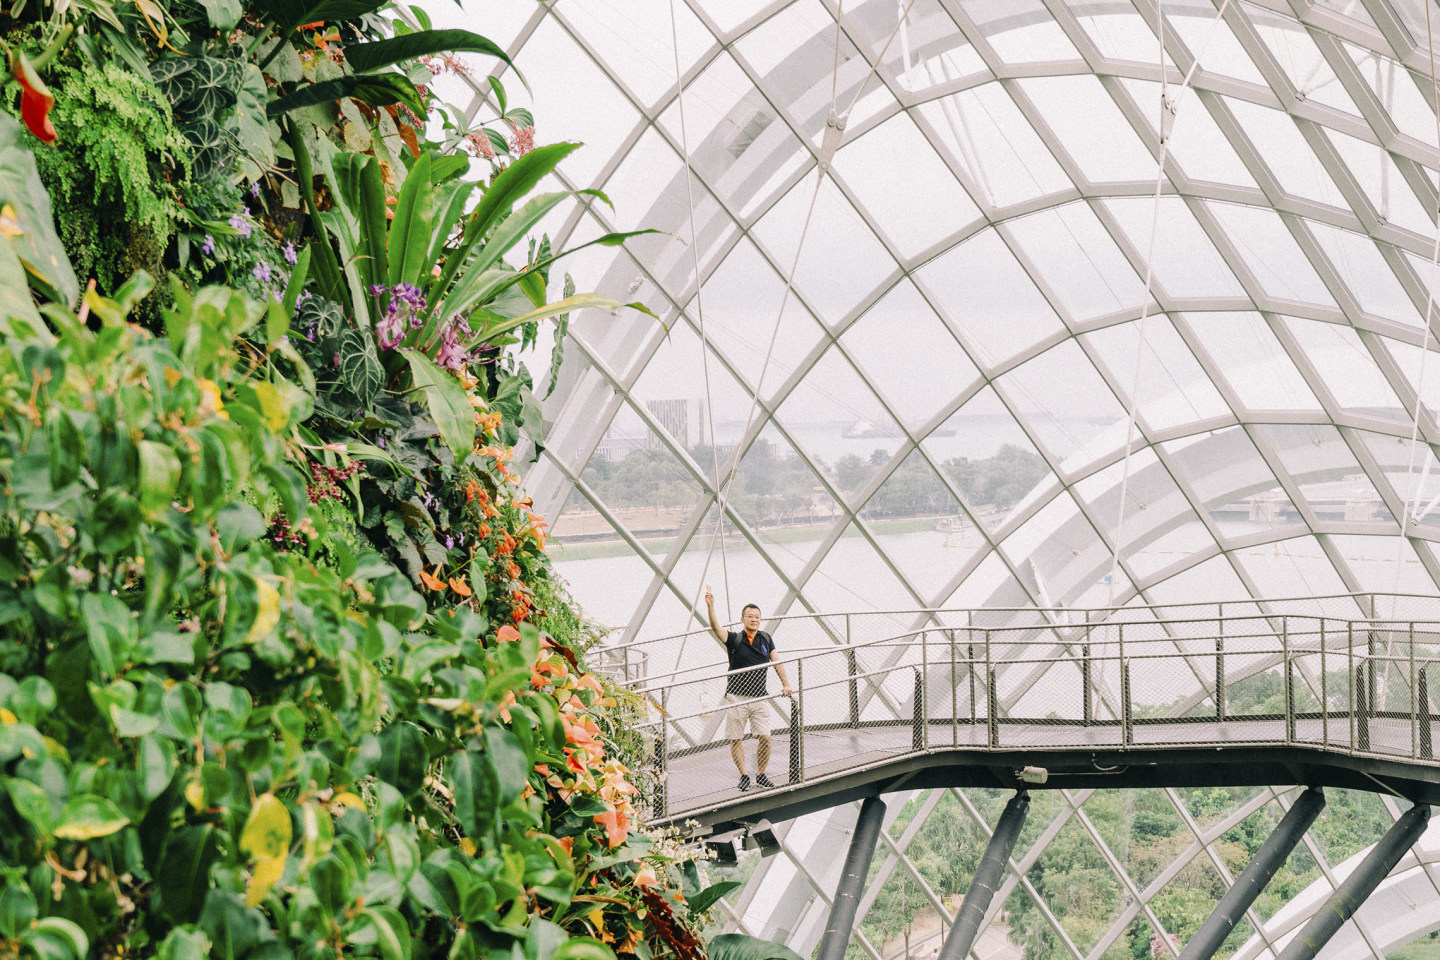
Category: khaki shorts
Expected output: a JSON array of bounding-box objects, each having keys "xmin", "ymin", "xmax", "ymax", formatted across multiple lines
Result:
[{"xmin": 724, "ymin": 693, "xmax": 770, "ymax": 740}]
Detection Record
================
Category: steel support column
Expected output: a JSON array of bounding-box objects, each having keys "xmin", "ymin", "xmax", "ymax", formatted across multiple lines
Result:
[
  {"xmin": 938, "ymin": 792, "xmax": 1030, "ymax": 960},
  {"xmin": 1274, "ymin": 804, "xmax": 1432, "ymax": 960},
  {"xmin": 1177, "ymin": 787, "xmax": 1326, "ymax": 960},
  {"xmin": 816, "ymin": 796, "xmax": 887, "ymax": 960}
]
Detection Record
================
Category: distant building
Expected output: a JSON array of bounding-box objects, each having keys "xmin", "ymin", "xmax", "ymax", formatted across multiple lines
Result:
[{"xmin": 646, "ymin": 398, "xmax": 710, "ymax": 449}]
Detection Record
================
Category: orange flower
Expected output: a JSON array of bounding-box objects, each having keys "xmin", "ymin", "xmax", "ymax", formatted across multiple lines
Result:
[
  {"xmin": 633, "ymin": 866, "xmax": 658, "ymax": 888},
  {"xmin": 464, "ymin": 480, "xmax": 479, "ymax": 501},
  {"xmin": 507, "ymin": 561, "xmax": 521, "ymax": 578},
  {"xmin": 594, "ymin": 806, "xmax": 629, "ymax": 847},
  {"xmin": 496, "ymin": 624, "xmax": 521, "ymax": 643},
  {"xmin": 576, "ymin": 674, "xmax": 605, "ymax": 695},
  {"xmin": 418, "ymin": 568, "xmax": 446, "ymax": 591},
  {"xmin": 477, "ymin": 523, "xmax": 491, "ymax": 539},
  {"xmin": 534, "ymin": 763, "xmax": 550, "ymax": 776},
  {"xmin": 556, "ymin": 836, "xmax": 574, "ymax": 854},
  {"xmin": 449, "ymin": 577, "xmax": 472, "ymax": 597}
]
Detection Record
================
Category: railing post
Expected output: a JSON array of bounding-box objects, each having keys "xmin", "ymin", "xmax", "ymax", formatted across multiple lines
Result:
[
  {"xmin": 1348, "ymin": 623, "xmax": 1355, "ymax": 753},
  {"xmin": 922, "ymin": 630, "xmax": 929, "ymax": 750},
  {"xmin": 1284, "ymin": 617, "xmax": 1294, "ymax": 744},
  {"xmin": 968, "ymin": 639, "xmax": 976, "ymax": 725},
  {"xmin": 1122, "ymin": 659, "xmax": 1133, "ymax": 746},
  {"xmin": 912, "ymin": 669, "xmax": 924, "ymax": 751},
  {"xmin": 846, "ymin": 615, "xmax": 859, "ymax": 730},
  {"xmin": 1356, "ymin": 657, "xmax": 1370, "ymax": 753},
  {"xmin": 1082, "ymin": 640, "xmax": 1093, "ymax": 727},
  {"xmin": 1321, "ymin": 620, "xmax": 1328, "ymax": 749},
  {"xmin": 949, "ymin": 628, "xmax": 958, "ymax": 748},
  {"xmin": 794, "ymin": 662, "xmax": 806, "ymax": 788},
  {"xmin": 1420, "ymin": 665, "xmax": 1433, "ymax": 761},
  {"xmin": 791, "ymin": 661, "xmax": 803, "ymax": 785},
  {"xmin": 654, "ymin": 717, "xmax": 668, "ymax": 818},
  {"xmin": 985, "ymin": 630, "xmax": 996, "ymax": 748},
  {"xmin": 1411, "ymin": 622, "xmax": 1418, "ymax": 759},
  {"xmin": 1217, "ymin": 611, "xmax": 1226, "ymax": 721}
]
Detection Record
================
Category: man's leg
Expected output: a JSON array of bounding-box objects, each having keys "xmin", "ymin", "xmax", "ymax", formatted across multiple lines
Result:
[
  {"xmin": 756, "ymin": 734, "xmax": 771, "ymax": 773},
  {"xmin": 730, "ymin": 737, "xmax": 747, "ymax": 774}
]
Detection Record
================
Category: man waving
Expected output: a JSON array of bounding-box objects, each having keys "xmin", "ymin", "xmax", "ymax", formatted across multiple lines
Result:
[{"xmin": 706, "ymin": 586, "xmax": 792, "ymax": 792}]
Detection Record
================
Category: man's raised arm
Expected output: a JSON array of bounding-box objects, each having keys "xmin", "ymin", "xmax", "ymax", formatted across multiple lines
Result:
[{"xmin": 704, "ymin": 586, "xmax": 727, "ymax": 644}]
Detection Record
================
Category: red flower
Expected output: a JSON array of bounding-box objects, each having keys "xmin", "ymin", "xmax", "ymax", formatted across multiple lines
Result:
[
  {"xmin": 418, "ymin": 568, "xmax": 446, "ymax": 591},
  {"xmin": 11, "ymin": 52, "xmax": 56, "ymax": 144}
]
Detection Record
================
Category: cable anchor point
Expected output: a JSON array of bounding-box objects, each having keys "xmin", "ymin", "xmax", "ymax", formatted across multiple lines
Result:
[
  {"xmin": 819, "ymin": 110, "xmax": 846, "ymax": 172},
  {"xmin": 1159, "ymin": 90, "xmax": 1178, "ymax": 144}
]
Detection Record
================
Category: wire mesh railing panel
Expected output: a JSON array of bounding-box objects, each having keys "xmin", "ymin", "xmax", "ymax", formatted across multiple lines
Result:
[{"xmin": 624, "ymin": 597, "xmax": 1440, "ymax": 821}]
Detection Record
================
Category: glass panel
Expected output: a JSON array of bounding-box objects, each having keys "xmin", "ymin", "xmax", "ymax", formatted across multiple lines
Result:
[
  {"xmin": 1167, "ymin": 2, "xmax": 1268, "ymax": 86},
  {"xmin": 1346, "ymin": 45, "xmax": 1437, "ymax": 147},
  {"xmin": 1103, "ymin": 196, "xmax": 1246, "ymax": 300},
  {"xmin": 1225, "ymin": 97, "xmax": 1348, "ymax": 208},
  {"xmin": 555, "ymin": 0, "xmax": 711, "ymax": 108},
  {"xmin": 940, "ymin": 550, "xmax": 1029, "ymax": 609},
  {"xmin": 1144, "ymin": 553, "xmax": 1254, "ymax": 604},
  {"xmin": 1253, "ymin": 423, "xmax": 1397, "ymax": 527},
  {"xmin": 726, "ymin": 422, "xmax": 844, "ymax": 580},
  {"xmin": 957, "ymin": 0, "xmax": 1082, "ymax": 64},
  {"xmin": 861, "ymin": 451, "xmax": 975, "ymax": 602},
  {"xmin": 1063, "ymin": 0, "xmax": 1171, "ymax": 64},
  {"xmin": 917, "ymin": 81, "xmax": 1073, "ymax": 210},
  {"xmin": 848, "ymin": 0, "xmax": 987, "ymax": 94},
  {"xmin": 1325, "ymin": 128, "xmax": 1433, "ymax": 236},
  {"xmin": 1205, "ymin": 202, "xmax": 1338, "ymax": 306},
  {"xmin": 513, "ymin": 17, "xmax": 642, "ymax": 188},
  {"xmin": 752, "ymin": 174, "xmax": 895, "ymax": 323},
  {"xmin": 775, "ymin": 345, "xmax": 903, "ymax": 505},
  {"xmin": 831, "ymin": 112, "xmax": 980, "ymax": 258},
  {"xmin": 918, "ymin": 229, "xmax": 1068, "ymax": 367},
  {"xmin": 926, "ymin": 386, "xmax": 1057, "ymax": 533},
  {"xmin": 999, "ymin": 489, "xmax": 1123, "ymax": 607},
  {"xmin": 998, "ymin": 338, "xmax": 1130, "ymax": 470},
  {"xmin": 1007, "ymin": 202, "xmax": 1149, "ymax": 322},
  {"xmin": 1378, "ymin": 335, "xmax": 1440, "ymax": 423},
  {"xmin": 1184, "ymin": 311, "xmax": 1322, "ymax": 412},
  {"xmin": 658, "ymin": 52, "xmax": 812, "ymax": 220},
  {"xmin": 1306, "ymin": 222, "xmax": 1423, "ymax": 326},
  {"xmin": 1233, "ymin": 535, "xmax": 1352, "ymax": 598},
  {"xmin": 1083, "ymin": 316, "xmax": 1233, "ymax": 432},
  {"xmin": 667, "ymin": 503, "xmax": 796, "ymax": 630},
  {"xmin": 840, "ymin": 279, "xmax": 979, "ymax": 431},
  {"xmin": 1022, "ymin": 815, "xmax": 1128, "ymax": 956},
  {"xmin": 1118, "ymin": 78, "xmax": 1258, "ymax": 188},
  {"xmin": 1246, "ymin": 3, "xmax": 1362, "ymax": 116},
  {"xmin": 1283, "ymin": 317, "xmax": 1407, "ymax": 421},
  {"xmin": 1018, "ymin": 74, "xmax": 1159, "ymax": 183},
  {"xmin": 1163, "ymin": 427, "xmax": 1305, "ymax": 540},
  {"xmin": 1330, "ymin": 534, "xmax": 1437, "ymax": 593},
  {"xmin": 695, "ymin": 237, "xmax": 825, "ymax": 400},
  {"xmin": 1075, "ymin": 448, "xmax": 1218, "ymax": 583},
  {"xmin": 805, "ymin": 522, "xmax": 921, "ymax": 613},
  {"xmin": 1356, "ymin": 430, "xmax": 1440, "ymax": 537},
  {"xmin": 581, "ymin": 403, "xmax": 707, "ymax": 531}
]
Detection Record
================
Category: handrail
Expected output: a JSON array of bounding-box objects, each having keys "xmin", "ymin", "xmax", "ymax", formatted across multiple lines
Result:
[{"xmin": 600, "ymin": 591, "xmax": 1440, "ymax": 652}]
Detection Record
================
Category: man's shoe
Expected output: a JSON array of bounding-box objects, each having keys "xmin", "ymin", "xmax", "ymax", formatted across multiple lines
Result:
[
  {"xmin": 737, "ymin": 774, "xmax": 751, "ymax": 792},
  {"xmin": 756, "ymin": 774, "xmax": 775, "ymax": 789}
]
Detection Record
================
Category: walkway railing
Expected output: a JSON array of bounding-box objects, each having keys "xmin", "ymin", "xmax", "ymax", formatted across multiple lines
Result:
[{"xmin": 610, "ymin": 597, "xmax": 1440, "ymax": 822}]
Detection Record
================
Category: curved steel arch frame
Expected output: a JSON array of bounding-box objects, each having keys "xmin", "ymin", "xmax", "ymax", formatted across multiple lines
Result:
[{"xmin": 440, "ymin": 0, "xmax": 1440, "ymax": 955}]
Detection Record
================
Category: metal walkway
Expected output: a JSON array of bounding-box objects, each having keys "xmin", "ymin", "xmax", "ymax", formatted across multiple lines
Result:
[{"xmin": 605, "ymin": 595, "xmax": 1440, "ymax": 835}]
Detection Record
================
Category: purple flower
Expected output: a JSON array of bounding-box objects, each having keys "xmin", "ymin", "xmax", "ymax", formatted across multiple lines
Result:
[
  {"xmin": 369, "ymin": 283, "xmax": 387, "ymax": 298},
  {"xmin": 228, "ymin": 212, "xmax": 251, "ymax": 239},
  {"xmin": 333, "ymin": 351, "xmax": 340, "ymax": 367},
  {"xmin": 283, "ymin": 242, "xmax": 298, "ymax": 265},
  {"xmin": 253, "ymin": 261, "xmax": 272, "ymax": 283},
  {"xmin": 443, "ymin": 535, "xmax": 455, "ymax": 550},
  {"xmin": 376, "ymin": 311, "xmax": 404, "ymax": 350},
  {"xmin": 201, "ymin": 235, "xmax": 215, "ymax": 256},
  {"xmin": 376, "ymin": 435, "xmax": 386, "ymax": 449},
  {"xmin": 251, "ymin": 182, "xmax": 260, "ymax": 199}
]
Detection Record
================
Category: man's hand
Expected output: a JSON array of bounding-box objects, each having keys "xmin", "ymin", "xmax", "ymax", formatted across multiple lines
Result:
[
  {"xmin": 704, "ymin": 585, "xmax": 714, "ymax": 608},
  {"xmin": 782, "ymin": 686, "xmax": 794, "ymax": 698}
]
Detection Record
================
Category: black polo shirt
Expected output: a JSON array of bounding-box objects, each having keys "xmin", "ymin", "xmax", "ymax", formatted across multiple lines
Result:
[{"xmin": 725, "ymin": 630, "xmax": 775, "ymax": 698}]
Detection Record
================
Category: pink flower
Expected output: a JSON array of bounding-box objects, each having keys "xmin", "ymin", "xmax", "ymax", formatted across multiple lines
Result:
[{"xmin": 510, "ymin": 126, "xmax": 534, "ymax": 156}]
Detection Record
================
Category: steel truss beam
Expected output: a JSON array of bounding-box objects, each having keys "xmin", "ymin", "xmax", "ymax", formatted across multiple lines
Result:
[
  {"xmin": 816, "ymin": 795, "xmax": 887, "ymax": 960},
  {"xmin": 938, "ymin": 791, "xmax": 1030, "ymax": 960}
]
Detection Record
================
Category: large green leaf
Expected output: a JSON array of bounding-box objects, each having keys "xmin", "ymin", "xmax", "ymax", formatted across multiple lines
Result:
[
  {"xmin": 268, "ymin": 74, "xmax": 423, "ymax": 117},
  {"xmin": 358, "ymin": 156, "xmax": 389, "ymax": 300},
  {"xmin": 0, "ymin": 112, "xmax": 79, "ymax": 308},
  {"xmin": 252, "ymin": 0, "xmax": 385, "ymax": 31},
  {"xmin": 400, "ymin": 350, "xmax": 473, "ymax": 465},
  {"xmin": 707, "ymin": 935, "xmax": 805, "ymax": 960},
  {"xmin": 477, "ymin": 293, "xmax": 658, "ymax": 343},
  {"xmin": 345, "ymin": 29, "xmax": 519, "ymax": 81},
  {"xmin": 434, "ymin": 142, "xmax": 580, "ymax": 297},
  {"xmin": 339, "ymin": 328, "xmax": 383, "ymax": 406},
  {"xmin": 387, "ymin": 151, "xmax": 434, "ymax": 287},
  {"xmin": 53, "ymin": 796, "xmax": 130, "ymax": 840}
]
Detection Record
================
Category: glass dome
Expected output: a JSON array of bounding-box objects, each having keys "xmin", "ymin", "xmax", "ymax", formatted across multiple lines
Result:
[{"xmin": 439, "ymin": 0, "xmax": 1440, "ymax": 956}]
